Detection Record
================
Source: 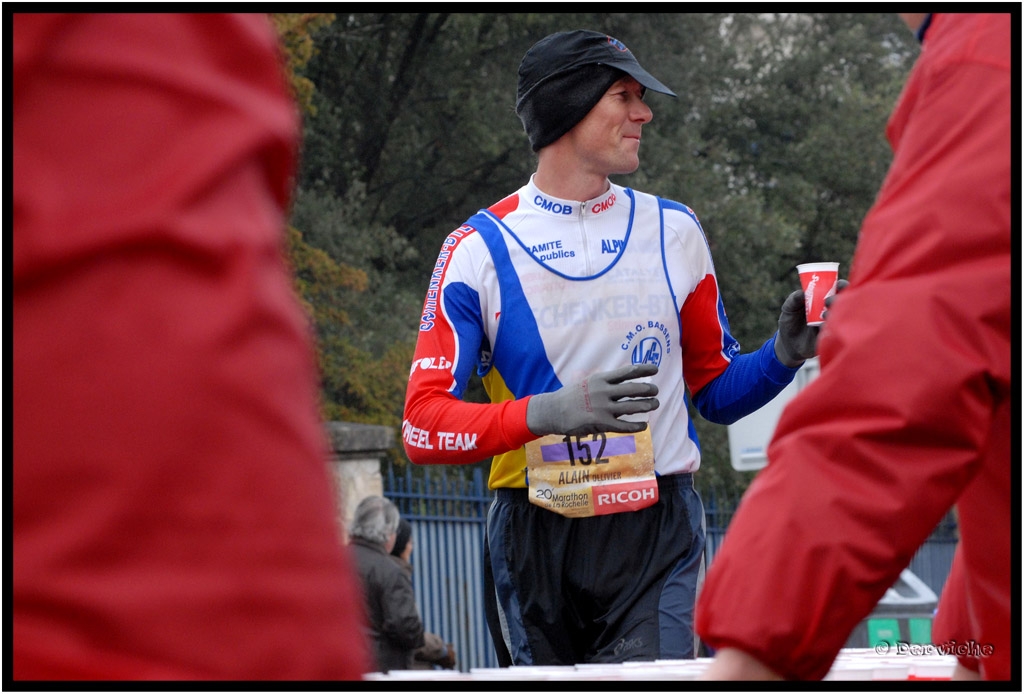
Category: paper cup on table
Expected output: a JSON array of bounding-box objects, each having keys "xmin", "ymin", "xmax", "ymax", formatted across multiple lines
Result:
[{"xmin": 796, "ymin": 262, "xmax": 840, "ymax": 326}]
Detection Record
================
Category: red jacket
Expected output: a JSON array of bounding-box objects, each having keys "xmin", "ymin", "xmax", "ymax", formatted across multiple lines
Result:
[
  {"xmin": 696, "ymin": 13, "xmax": 1011, "ymax": 681},
  {"xmin": 14, "ymin": 14, "xmax": 369, "ymax": 680},
  {"xmin": 932, "ymin": 545, "xmax": 982, "ymax": 673}
]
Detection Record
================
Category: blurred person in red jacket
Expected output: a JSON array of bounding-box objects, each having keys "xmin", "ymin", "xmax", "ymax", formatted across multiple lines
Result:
[
  {"xmin": 13, "ymin": 13, "xmax": 370, "ymax": 680},
  {"xmin": 696, "ymin": 13, "xmax": 1010, "ymax": 681}
]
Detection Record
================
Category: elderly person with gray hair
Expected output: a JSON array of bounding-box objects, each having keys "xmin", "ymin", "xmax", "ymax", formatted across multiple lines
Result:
[{"xmin": 348, "ymin": 496, "xmax": 425, "ymax": 673}]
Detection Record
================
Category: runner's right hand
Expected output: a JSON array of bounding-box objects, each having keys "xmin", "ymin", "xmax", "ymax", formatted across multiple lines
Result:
[{"xmin": 526, "ymin": 363, "xmax": 659, "ymax": 436}]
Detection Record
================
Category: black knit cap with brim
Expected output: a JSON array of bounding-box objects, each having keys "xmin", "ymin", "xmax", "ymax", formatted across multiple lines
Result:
[{"xmin": 515, "ymin": 29, "xmax": 677, "ymax": 152}]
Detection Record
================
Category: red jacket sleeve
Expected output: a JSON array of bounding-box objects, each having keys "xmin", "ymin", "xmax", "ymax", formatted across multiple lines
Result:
[
  {"xmin": 932, "ymin": 546, "xmax": 981, "ymax": 673},
  {"xmin": 695, "ymin": 13, "xmax": 1011, "ymax": 681}
]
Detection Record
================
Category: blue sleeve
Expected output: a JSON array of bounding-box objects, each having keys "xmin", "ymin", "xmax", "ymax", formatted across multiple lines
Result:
[
  {"xmin": 692, "ymin": 333, "xmax": 800, "ymax": 425},
  {"xmin": 440, "ymin": 281, "xmax": 485, "ymax": 400}
]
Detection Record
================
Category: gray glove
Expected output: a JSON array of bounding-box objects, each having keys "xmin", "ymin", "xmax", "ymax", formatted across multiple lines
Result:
[
  {"xmin": 526, "ymin": 363, "xmax": 660, "ymax": 436},
  {"xmin": 774, "ymin": 280, "xmax": 849, "ymax": 367}
]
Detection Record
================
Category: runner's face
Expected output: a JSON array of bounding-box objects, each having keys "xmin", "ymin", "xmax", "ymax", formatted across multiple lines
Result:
[{"xmin": 566, "ymin": 76, "xmax": 653, "ymax": 177}]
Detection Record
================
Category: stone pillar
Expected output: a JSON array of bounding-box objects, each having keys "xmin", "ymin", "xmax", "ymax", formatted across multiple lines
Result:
[{"xmin": 324, "ymin": 421, "xmax": 396, "ymax": 541}]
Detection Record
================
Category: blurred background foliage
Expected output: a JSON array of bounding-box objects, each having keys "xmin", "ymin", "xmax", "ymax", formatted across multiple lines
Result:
[{"xmin": 271, "ymin": 12, "xmax": 918, "ymax": 497}]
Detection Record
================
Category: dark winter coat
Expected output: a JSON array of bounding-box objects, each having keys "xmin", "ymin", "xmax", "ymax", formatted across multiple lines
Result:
[
  {"xmin": 350, "ymin": 537, "xmax": 424, "ymax": 672},
  {"xmin": 390, "ymin": 556, "xmax": 457, "ymax": 670}
]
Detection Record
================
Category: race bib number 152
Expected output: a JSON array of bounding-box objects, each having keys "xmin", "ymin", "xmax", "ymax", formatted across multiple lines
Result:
[{"xmin": 524, "ymin": 428, "xmax": 658, "ymax": 518}]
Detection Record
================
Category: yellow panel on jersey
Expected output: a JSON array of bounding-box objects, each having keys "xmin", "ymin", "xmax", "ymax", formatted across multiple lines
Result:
[{"xmin": 483, "ymin": 367, "xmax": 528, "ymax": 489}]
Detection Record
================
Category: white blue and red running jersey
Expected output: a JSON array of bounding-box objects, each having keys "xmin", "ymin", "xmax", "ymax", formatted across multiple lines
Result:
[{"xmin": 404, "ymin": 176, "xmax": 795, "ymax": 489}]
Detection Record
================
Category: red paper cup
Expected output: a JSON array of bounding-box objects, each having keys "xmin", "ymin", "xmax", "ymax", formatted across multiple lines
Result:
[{"xmin": 797, "ymin": 262, "xmax": 839, "ymax": 326}]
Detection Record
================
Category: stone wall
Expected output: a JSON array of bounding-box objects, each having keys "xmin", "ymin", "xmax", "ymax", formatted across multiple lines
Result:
[{"xmin": 324, "ymin": 421, "xmax": 395, "ymax": 540}]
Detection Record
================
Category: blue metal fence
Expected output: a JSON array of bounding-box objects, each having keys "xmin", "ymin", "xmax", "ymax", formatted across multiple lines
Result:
[{"xmin": 384, "ymin": 463, "xmax": 957, "ymax": 671}]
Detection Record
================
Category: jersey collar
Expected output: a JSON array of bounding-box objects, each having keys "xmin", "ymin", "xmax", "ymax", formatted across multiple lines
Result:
[{"xmin": 526, "ymin": 175, "xmax": 619, "ymax": 217}]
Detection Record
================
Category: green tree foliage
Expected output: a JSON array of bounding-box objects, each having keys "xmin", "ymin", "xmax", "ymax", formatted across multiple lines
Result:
[
  {"xmin": 273, "ymin": 13, "xmax": 418, "ymax": 436},
  {"xmin": 285, "ymin": 222, "xmax": 415, "ymax": 428},
  {"xmin": 269, "ymin": 13, "xmax": 336, "ymax": 116},
  {"xmin": 278, "ymin": 13, "xmax": 918, "ymax": 492}
]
